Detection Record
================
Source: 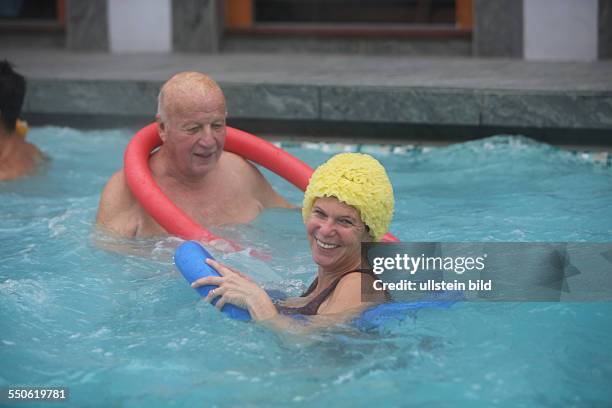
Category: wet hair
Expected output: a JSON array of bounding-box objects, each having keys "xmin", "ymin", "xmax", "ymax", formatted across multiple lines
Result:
[{"xmin": 0, "ymin": 60, "xmax": 26, "ymax": 132}]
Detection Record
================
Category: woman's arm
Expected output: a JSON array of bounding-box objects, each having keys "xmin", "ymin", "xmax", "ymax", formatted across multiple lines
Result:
[
  {"xmin": 264, "ymin": 272, "xmax": 385, "ymax": 333},
  {"xmin": 191, "ymin": 260, "xmax": 379, "ymax": 334}
]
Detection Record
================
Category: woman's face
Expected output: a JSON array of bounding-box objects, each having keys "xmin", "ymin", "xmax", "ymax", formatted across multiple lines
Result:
[{"xmin": 306, "ymin": 197, "xmax": 371, "ymax": 273}]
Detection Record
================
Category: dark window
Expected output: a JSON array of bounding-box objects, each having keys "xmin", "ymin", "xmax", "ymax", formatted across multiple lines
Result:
[
  {"xmin": 0, "ymin": 0, "xmax": 57, "ymax": 19},
  {"xmin": 255, "ymin": 0, "xmax": 456, "ymax": 24}
]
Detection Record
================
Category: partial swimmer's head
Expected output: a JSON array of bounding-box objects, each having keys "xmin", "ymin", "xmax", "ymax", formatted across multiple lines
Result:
[
  {"xmin": 302, "ymin": 153, "xmax": 394, "ymax": 241},
  {"xmin": 0, "ymin": 60, "xmax": 26, "ymax": 133}
]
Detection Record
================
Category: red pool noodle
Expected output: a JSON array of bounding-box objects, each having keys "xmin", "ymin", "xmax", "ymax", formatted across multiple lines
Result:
[{"xmin": 123, "ymin": 123, "xmax": 398, "ymax": 251}]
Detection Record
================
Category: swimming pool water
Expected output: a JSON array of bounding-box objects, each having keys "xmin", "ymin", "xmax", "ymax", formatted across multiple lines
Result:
[{"xmin": 1, "ymin": 127, "xmax": 611, "ymax": 407}]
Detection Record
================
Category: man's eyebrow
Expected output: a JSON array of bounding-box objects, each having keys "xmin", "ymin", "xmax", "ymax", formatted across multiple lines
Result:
[{"xmin": 180, "ymin": 124, "xmax": 202, "ymax": 131}]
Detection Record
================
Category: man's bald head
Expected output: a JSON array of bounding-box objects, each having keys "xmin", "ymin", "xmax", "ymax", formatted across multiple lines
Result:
[{"xmin": 157, "ymin": 72, "xmax": 226, "ymax": 123}]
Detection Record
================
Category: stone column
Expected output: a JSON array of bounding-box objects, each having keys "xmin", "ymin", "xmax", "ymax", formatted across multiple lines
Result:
[
  {"xmin": 473, "ymin": 0, "xmax": 523, "ymax": 58},
  {"xmin": 66, "ymin": 0, "xmax": 109, "ymax": 51},
  {"xmin": 601, "ymin": 0, "xmax": 612, "ymax": 59},
  {"xmin": 172, "ymin": 0, "xmax": 224, "ymax": 53}
]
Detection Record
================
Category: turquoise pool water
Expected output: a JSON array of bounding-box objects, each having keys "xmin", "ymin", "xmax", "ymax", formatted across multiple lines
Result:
[{"xmin": 1, "ymin": 127, "xmax": 612, "ymax": 407}]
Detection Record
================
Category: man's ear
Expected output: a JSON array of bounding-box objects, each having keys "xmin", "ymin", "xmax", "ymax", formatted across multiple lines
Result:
[{"xmin": 156, "ymin": 115, "xmax": 167, "ymax": 143}]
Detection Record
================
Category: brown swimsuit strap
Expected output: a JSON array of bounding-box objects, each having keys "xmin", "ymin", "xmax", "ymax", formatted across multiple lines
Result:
[{"xmin": 275, "ymin": 270, "xmax": 372, "ymax": 316}]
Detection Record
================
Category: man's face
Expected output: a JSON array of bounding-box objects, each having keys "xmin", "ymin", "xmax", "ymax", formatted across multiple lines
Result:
[{"xmin": 159, "ymin": 91, "xmax": 227, "ymax": 177}]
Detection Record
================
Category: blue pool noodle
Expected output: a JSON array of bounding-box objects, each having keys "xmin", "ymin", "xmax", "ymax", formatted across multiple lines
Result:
[
  {"xmin": 175, "ymin": 241, "xmax": 459, "ymax": 327},
  {"xmin": 174, "ymin": 241, "xmax": 251, "ymax": 321}
]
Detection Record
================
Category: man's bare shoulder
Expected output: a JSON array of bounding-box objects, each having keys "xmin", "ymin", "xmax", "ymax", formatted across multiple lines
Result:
[
  {"xmin": 96, "ymin": 170, "xmax": 140, "ymax": 235},
  {"xmin": 101, "ymin": 170, "xmax": 133, "ymax": 200},
  {"xmin": 218, "ymin": 151, "xmax": 270, "ymax": 191},
  {"xmin": 219, "ymin": 151, "xmax": 293, "ymax": 209},
  {"xmin": 221, "ymin": 151, "xmax": 260, "ymax": 174}
]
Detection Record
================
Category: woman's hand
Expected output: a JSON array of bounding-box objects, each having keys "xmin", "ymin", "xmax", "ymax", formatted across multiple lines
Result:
[{"xmin": 191, "ymin": 259, "xmax": 278, "ymax": 321}]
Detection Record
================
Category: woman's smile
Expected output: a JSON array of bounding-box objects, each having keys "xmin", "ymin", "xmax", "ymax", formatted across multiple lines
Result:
[{"xmin": 314, "ymin": 237, "xmax": 340, "ymax": 250}]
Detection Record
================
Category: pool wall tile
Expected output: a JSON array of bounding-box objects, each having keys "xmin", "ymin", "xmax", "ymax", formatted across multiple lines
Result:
[
  {"xmin": 320, "ymin": 87, "xmax": 481, "ymax": 125},
  {"xmin": 21, "ymin": 77, "xmax": 612, "ymax": 133},
  {"xmin": 480, "ymin": 92, "xmax": 612, "ymax": 128},
  {"xmin": 222, "ymin": 84, "xmax": 319, "ymax": 120},
  {"xmin": 25, "ymin": 80, "xmax": 161, "ymax": 116}
]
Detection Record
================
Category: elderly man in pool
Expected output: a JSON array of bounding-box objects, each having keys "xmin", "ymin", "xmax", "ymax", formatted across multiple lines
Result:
[
  {"xmin": 96, "ymin": 71, "xmax": 291, "ymax": 237},
  {"xmin": 0, "ymin": 60, "xmax": 44, "ymax": 181},
  {"xmin": 192, "ymin": 153, "xmax": 393, "ymax": 330}
]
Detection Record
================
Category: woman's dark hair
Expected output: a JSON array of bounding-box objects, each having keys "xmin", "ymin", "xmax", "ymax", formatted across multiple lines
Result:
[{"xmin": 0, "ymin": 60, "xmax": 26, "ymax": 132}]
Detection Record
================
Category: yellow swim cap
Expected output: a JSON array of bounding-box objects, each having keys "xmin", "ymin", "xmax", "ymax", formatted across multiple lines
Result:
[{"xmin": 302, "ymin": 152, "xmax": 394, "ymax": 241}]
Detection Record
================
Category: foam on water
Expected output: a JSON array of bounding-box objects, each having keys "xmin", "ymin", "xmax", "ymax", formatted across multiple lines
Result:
[{"xmin": 1, "ymin": 127, "xmax": 612, "ymax": 407}]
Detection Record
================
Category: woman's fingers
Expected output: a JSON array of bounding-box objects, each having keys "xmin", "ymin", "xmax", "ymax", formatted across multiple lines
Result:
[
  {"xmin": 205, "ymin": 258, "xmax": 234, "ymax": 276},
  {"xmin": 233, "ymin": 269, "xmax": 252, "ymax": 281},
  {"xmin": 214, "ymin": 296, "xmax": 227, "ymax": 311},
  {"xmin": 205, "ymin": 286, "xmax": 225, "ymax": 303},
  {"xmin": 194, "ymin": 260, "xmax": 262, "ymax": 312},
  {"xmin": 191, "ymin": 276, "xmax": 223, "ymax": 288},
  {"xmin": 206, "ymin": 259, "xmax": 253, "ymax": 281}
]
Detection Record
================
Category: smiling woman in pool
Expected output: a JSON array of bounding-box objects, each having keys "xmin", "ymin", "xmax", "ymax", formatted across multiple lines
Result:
[{"xmin": 192, "ymin": 152, "xmax": 394, "ymax": 329}]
